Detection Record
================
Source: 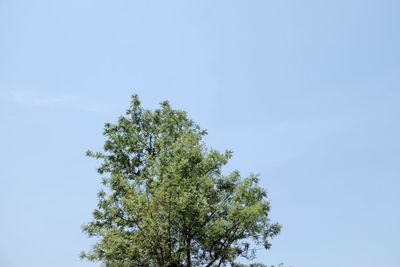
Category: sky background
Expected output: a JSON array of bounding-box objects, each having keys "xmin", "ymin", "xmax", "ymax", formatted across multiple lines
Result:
[{"xmin": 0, "ymin": 1, "xmax": 399, "ymax": 267}]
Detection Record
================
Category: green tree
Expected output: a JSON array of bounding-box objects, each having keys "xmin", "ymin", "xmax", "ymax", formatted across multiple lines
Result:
[{"xmin": 82, "ymin": 95, "xmax": 281, "ymax": 267}]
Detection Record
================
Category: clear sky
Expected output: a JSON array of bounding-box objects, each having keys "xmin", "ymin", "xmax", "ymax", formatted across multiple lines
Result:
[{"xmin": 0, "ymin": 1, "xmax": 399, "ymax": 267}]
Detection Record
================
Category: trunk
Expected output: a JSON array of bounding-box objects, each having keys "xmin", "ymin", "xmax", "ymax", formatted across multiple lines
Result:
[{"xmin": 186, "ymin": 238, "xmax": 191, "ymax": 267}]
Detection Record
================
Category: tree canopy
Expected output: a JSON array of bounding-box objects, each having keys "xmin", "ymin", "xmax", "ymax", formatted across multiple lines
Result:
[{"xmin": 82, "ymin": 95, "xmax": 281, "ymax": 267}]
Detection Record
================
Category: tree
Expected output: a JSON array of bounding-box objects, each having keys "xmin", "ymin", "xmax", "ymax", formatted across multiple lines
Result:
[{"xmin": 82, "ymin": 95, "xmax": 281, "ymax": 267}]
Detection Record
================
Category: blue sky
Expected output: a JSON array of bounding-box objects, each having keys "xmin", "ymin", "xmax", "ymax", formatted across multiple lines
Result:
[{"xmin": 0, "ymin": 1, "xmax": 399, "ymax": 267}]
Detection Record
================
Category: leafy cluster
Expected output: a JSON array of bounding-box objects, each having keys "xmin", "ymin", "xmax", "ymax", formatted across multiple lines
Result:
[{"xmin": 82, "ymin": 95, "xmax": 281, "ymax": 267}]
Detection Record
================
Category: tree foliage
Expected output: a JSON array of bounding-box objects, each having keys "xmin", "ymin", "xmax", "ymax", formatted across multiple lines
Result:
[{"xmin": 82, "ymin": 95, "xmax": 281, "ymax": 267}]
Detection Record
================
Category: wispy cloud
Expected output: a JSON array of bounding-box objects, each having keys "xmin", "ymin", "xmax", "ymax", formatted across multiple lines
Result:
[
  {"xmin": 10, "ymin": 91, "xmax": 66, "ymax": 106},
  {"xmin": 5, "ymin": 90, "xmax": 107, "ymax": 112}
]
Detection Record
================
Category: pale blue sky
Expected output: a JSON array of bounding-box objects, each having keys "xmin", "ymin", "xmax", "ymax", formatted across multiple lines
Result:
[{"xmin": 0, "ymin": 1, "xmax": 399, "ymax": 267}]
